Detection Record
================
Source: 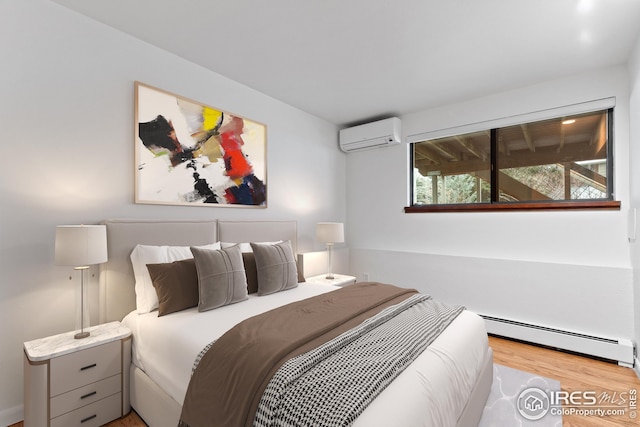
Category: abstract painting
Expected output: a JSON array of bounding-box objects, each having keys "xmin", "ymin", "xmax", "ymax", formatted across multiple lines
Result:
[{"xmin": 134, "ymin": 82, "xmax": 267, "ymax": 207}]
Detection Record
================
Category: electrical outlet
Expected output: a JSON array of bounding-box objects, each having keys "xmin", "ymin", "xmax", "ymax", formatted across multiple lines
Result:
[{"xmin": 363, "ymin": 273, "xmax": 369, "ymax": 281}]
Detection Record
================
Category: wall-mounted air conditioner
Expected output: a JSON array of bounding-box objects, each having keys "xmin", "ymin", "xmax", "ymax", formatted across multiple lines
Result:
[{"xmin": 339, "ymin": 117, "xmax": 402, "ymax": 152}]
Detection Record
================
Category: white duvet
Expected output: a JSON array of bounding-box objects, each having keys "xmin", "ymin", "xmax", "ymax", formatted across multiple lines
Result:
[{"xmin": 122, "ymin": 283, "xmax": 489, "ymax": 427}]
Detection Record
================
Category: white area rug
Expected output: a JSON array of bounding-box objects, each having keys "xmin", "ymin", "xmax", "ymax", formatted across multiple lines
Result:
[{"xmin": 479, "ymin": 364, "xmax": 563, "ymax": 427}]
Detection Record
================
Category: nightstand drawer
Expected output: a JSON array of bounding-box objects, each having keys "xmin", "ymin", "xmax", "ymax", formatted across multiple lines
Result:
[
  {"xmin": 50, "ymin": 340, "xmax": 121, "ymax": 396},
  {"xmin": 50, "ymin": 392, "xmax": 121, "ymax": 427},
  {"xmin": 24, "ymin": 322, "xmax": 131, "ymax": 427},
  {"xmin": 50, "ymin": 374, "xmax": 121, "ymax": 418}
]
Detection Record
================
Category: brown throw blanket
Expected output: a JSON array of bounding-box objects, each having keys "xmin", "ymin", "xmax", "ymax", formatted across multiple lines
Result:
[{"xmin": 179, "ymin": 282, "xmax": 417, "ymax": 427}]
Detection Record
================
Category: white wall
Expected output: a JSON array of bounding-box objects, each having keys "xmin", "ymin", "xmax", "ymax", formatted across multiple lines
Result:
[
  {"xmin": 627, "ymin": 32, "xmax": 640, "ymax": 374},
  {"xmin": 0, "ymin": 0, "xmax": 345, "ymax": 423},
  {"xmin": 347, "ymin": 66, "xmax": 635, "ymax": 346}
]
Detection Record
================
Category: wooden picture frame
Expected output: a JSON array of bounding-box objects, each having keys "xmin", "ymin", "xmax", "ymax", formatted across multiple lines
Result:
[{"xmin": 134, "ymin": 82, "xmax": 267, "ymax": 207}]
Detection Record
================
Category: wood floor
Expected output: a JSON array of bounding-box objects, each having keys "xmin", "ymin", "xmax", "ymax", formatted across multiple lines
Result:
[
  {"xmin": 489, "ymin": 335, "xmax": 639, "ymax": 427},
  {"xmin": 11, "ymin": 335, "xmax": 640, "ymax": 427}
]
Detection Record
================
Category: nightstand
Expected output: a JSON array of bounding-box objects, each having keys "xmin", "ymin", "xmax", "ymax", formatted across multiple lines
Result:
[
  {"xmin": 23, "ymin": 321, "xmax": 131, "ymax": 427},
  {"xmin": 306, "ymin": 273, "xmax": 357, "ymax": 287}
]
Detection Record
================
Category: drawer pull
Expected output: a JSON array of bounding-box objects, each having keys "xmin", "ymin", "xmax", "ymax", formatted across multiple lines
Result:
[
  {"xmin": 81, "ymin": 414, "xmax": 97, "ymax": 423},
  {"xmin": 80, "ymin": 391, "xmax": 97, "ymax": 399},
  {"xmin": 80, "ymin": 363, "xmax": 97, "ymax": 371}
]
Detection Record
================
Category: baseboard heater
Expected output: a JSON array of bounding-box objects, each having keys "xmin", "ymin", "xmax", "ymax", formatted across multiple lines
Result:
[{"xmin": 481, "ymin": 315, "xmax": 635, "ymax": 367}]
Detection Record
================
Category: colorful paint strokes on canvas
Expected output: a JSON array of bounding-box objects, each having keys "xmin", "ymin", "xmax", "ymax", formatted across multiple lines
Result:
[{"xmin": 135, "ymin": 82, "xmax": 267, "ymax": 207}]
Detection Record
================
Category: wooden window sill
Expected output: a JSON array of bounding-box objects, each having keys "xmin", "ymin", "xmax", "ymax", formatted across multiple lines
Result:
[{"xmin": 404, "ymin": 200, "xmax": 621, "ymax": 213}]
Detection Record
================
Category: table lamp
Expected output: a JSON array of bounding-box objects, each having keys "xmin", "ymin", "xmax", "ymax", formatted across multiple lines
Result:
[
  {"xmin": 55, "ymin": 225, "xmax": 108, "ymax": 339},
  {"xmin": 316, "ymin": 222, "xmax": 344, "ymax": 280}
]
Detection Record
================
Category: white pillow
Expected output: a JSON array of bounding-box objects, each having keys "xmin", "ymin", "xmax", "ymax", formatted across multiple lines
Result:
[
  {"xmin": 220, "ymin": 241, "xmax": 282, "ymax": 252},
  {"xmin": 130, "ymin": 242, "xmax": 221, "ymax": 314}
]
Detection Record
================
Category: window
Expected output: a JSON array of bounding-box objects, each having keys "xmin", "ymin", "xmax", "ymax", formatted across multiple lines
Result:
[{"xmin": 408, "ymin": 108, "xmax": 618, "ymax": 212}]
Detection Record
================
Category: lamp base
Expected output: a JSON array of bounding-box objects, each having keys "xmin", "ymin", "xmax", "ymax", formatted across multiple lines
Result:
[
  {"xmin": 325, "ymin": 274, "xmax": 335, "ymax": 280},
  {"xmin": 74, "ymin": 331, "xmax": 90, "ymax": 339}
]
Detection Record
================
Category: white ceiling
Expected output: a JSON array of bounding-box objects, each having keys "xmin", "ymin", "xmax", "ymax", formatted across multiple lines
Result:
[{"xmin": 52, "ymin": 0, "xmax": 640, "ymax": 126}]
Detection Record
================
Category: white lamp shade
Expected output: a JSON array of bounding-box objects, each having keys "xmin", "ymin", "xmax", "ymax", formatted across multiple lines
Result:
[
  {"xmin": 55, "ymin": 225, "xmax": 108, "ymax": 267},
  {"xmin": 316, "ymin": 222, "xmax": 344, "ymax": 244}
]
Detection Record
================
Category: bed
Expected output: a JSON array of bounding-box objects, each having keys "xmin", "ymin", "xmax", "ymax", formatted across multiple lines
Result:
[{"xmin": 99, "ymin": 218, "xmax": 493, "ymax": 427}]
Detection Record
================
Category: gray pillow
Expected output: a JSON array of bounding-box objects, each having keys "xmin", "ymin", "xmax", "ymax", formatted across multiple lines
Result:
[
  {"xmin": 190, "ymin": 245, "xmax": 248, "ymax": 311},
  {"xmin": 250, "ymin": 240, "xmax": 299, "ymax": 296}
]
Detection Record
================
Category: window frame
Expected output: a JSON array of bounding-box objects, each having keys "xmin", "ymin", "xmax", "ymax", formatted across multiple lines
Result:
[{"xmin": 406, "ymin": 105, "xmax": 619, "ymax": 213}]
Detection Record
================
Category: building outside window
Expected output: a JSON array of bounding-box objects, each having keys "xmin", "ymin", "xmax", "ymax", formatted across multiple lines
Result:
[{"xmin": 410, "ymin": 108, "xmax": 613, "ymax": 209}]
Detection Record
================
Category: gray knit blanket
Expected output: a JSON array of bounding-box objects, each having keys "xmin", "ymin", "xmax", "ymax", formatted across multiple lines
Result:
[{"xmin": 253, "ymin": 294, "xmax": 465, "ymax": 427}]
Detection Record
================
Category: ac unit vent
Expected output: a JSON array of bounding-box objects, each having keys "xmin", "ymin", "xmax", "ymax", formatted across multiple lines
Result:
[{"xmin": 339, "ymin": 117, "xmax": 401, "ymax": 152}]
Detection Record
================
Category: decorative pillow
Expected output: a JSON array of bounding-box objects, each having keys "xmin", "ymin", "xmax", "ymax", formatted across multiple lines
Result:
[
  {"xmin": 296, "ymin": 262, "xmax": 305, "ymax": 284},
  {"xmin": 190, "ymin": 245, "xmax": 248, "ymax": 312},
  {"xmin": 130, "ymin": 242, "xmax": 221, "ymax": 314},
  {"xmin": 242, "ymin": 252, "xmax": 305, "ymax": 294},
  {"xmin": 242, "ymin": 252, "xmax": 260, "ymax": 294},
  {"xmin": 250, "ymin": 240, "xmax": 299, "ymax": 296},
  {"xmin": 146, "ymin": 259, "xmax": 198, "ymax": 316}
]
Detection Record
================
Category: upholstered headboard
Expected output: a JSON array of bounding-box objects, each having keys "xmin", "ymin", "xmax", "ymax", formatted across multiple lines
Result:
[
  {"xmin": 217, "ymin": 220, "xmax": 297, "ymax": 254},
  {"xmin": 99, "ymin": 219, "xmax": 298, "ymax": 323}
]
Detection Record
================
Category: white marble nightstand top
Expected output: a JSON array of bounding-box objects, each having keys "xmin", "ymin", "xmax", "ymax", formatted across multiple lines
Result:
[
  {"xmin": 306, "ymin": 273, "xmax": 357, "ymax": 287},
  {"xmin": 24, "ymin": 321, "xmax": 131, "ymax": 362}
]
